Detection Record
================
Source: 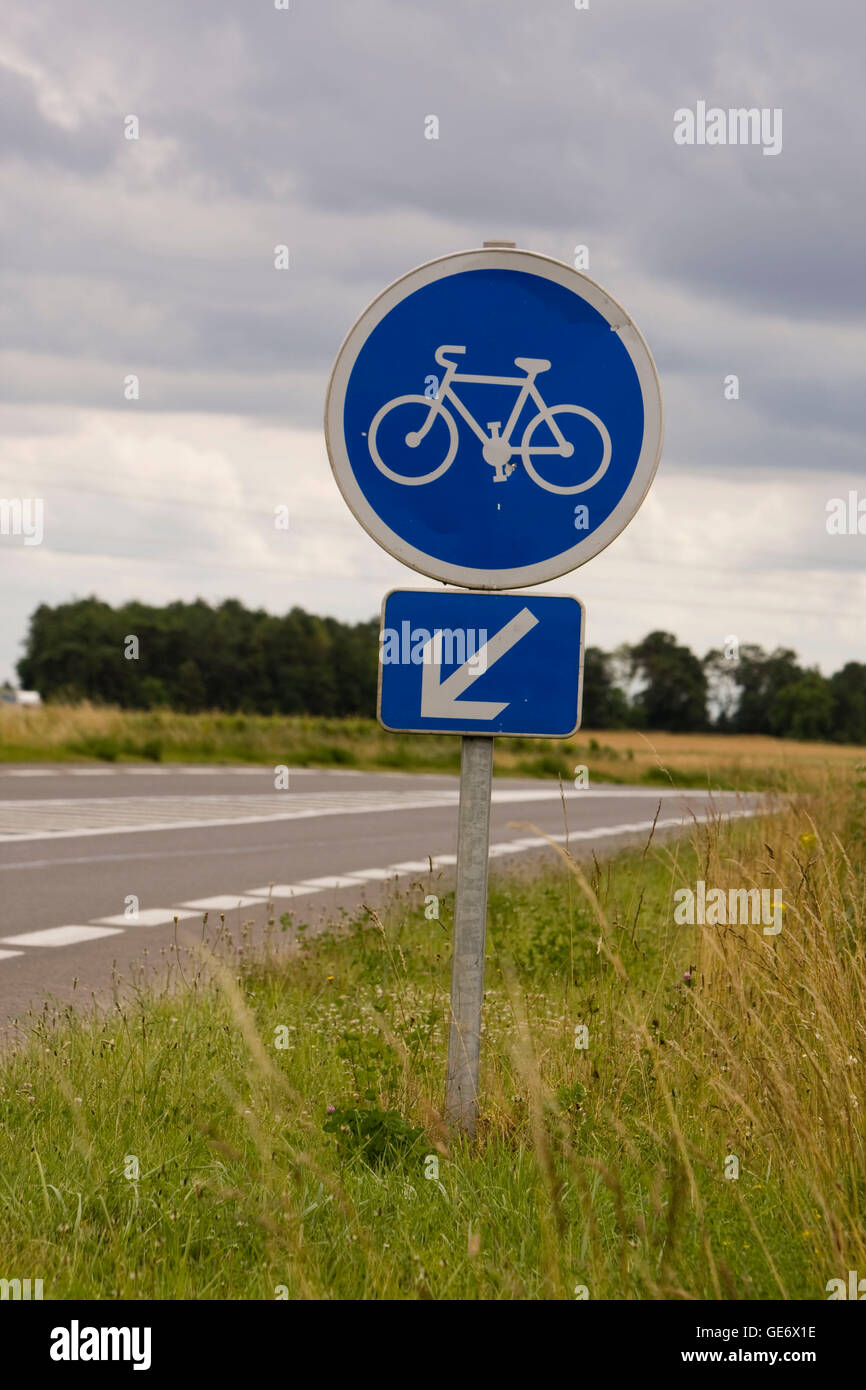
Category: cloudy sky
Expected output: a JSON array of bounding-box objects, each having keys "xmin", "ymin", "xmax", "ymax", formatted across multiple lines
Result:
[{"xmin": 2, "ymin": 0, "xmax": 864, "ymax": 684}]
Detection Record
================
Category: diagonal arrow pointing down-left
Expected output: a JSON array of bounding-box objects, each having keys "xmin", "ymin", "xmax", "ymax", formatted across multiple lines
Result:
[{"xmin": 420, "ymin": 607, "xmax": 539, "ymax": 721}]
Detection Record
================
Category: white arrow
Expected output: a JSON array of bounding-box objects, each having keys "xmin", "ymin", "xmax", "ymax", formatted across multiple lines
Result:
[{"xmin": 420, "ymin": 607, "xmax": 539, "ymax": 721}]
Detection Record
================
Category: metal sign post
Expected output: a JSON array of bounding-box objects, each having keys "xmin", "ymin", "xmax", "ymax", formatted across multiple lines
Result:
[
  {"xmin": 445, "ymin": 736, "xmax": 494, "ymax": 1134},
  {"xmin": 324, "ymin": 242, "xmax": 663, "ymax": 1135},
  {"xmin": 377, "ymin": 588, "xmax": 584, "ymax": 1134}
]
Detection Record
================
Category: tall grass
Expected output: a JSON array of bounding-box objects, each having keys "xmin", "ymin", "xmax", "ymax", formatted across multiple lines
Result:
[{"xmin": 2, "ymin": 702, "xmax": 864, "ymax": 789}]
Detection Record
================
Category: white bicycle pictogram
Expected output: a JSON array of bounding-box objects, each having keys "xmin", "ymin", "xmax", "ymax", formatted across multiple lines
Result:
[{"xmin": 367, "ymin": 345, "xmax": 612, "ymax": 495}]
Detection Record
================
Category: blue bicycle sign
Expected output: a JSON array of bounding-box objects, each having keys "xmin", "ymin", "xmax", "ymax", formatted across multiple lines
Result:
[{"xmin": 325, "ymin": 247, "xmax": 663, "ymax": 589}]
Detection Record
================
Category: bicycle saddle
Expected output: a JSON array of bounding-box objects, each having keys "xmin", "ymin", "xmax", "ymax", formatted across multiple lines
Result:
[{"xmin": 513, "ymin": 357, "xmax": 551, "ymax": 373}]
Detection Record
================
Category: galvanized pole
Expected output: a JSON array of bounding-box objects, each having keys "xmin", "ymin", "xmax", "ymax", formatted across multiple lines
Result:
[
  {"xmin": 443, "ymin": 237, "xmax": 513, "ymax": 1137},
  {"xmin": 445, "ymin": 734, "xmax": 494, "ymax": 1135}
]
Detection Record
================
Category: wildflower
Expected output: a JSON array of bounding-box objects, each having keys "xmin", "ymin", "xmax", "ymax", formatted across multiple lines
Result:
[{"xmin": 326, "ymin": 1105, "xmax": 336, "ymax": 1113}]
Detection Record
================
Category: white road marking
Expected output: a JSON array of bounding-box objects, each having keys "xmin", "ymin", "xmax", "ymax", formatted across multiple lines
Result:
[
  {"xmin": 295, "ymin": 874, "xmax": 372, "ymax": 890},
  {"xmin": 0, "ymin": 790, "xmax": 460, "ymax": 841},
  {"xmin": 343, "ymin": 867, "xmax": 400, "ymax": 881},
  {"xmin": 179, "ymin": 895, "xmax": 264, "ymax": 910},
  {"xmin": 0, "ymin": 925, "xmax": 124, "ymax": 947},
  {"xmin": 0, "ymin": 949, "xmax": 23, "ymax": 959},
  {"xmin": 245, "ymin": 884, "xmax": 324, "ymax": 898},
  {"xmin": 0, "ymin": 764, "xmax": 402, "ymax": 779},
  {"xmin": 94, "ymin": 908, "xmax": 201, "ymax": 927},
  {"xmin": 0, "ymin": 785, "xmax": 733, "ymax": 844}
]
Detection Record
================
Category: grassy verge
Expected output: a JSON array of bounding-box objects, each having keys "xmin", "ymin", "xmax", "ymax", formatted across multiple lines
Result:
[
  {"xmin": 1, "ymin": 772, "xmax": 864, "ymax": 1298},
  {"xmin": 2, "ymin": 703, "xmax": 865, "ymax": 790}
]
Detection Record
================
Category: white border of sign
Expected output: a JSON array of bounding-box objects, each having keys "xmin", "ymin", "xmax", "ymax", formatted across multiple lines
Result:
[
  {"xmin": 325, "ymin": 247, "xmax": 663, "ymax": 589},
  {"xmin": 375, "ymin": 588, "xmax": 586, "ymax": 739}
]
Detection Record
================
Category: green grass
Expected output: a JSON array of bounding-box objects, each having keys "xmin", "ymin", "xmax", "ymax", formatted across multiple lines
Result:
[{"xmin": 1, "ymin": 775, "xmax": 864, "ymax": 1299}]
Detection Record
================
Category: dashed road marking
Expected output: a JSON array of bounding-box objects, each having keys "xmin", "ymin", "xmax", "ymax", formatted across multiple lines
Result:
[
  {"xmin": 246, "ymin": 884, "xmax": 324, "ymax": 898},
  {"xmin": 1, "ymin": 769, "xmax": 56, "ymax": 777},
  {"xmin": 94, "ymin": 908, "xmax": 201, "ymax": 927},
  {"xmin": 179, "ymin": 894, "xmax": 265, "ymax": 911},
  {"xmin": 0, "ymin": 806, "xmax": 767, "ymax": 962},
  {"xmin": 294, "ymin": 874, "xmax": 373, "ymax": 890},
  {"xmin": 0, "ymin": 924, "xmax": 124, "ymax": 947},
  {"xmin": 343, "ymin": 867, "xmax": 403, "ymax": 881}
]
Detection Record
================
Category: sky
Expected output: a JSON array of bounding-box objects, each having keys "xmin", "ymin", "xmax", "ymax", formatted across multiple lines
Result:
[{"xmin": 2, "ymin": 0, "xmax": 864, "ymax": 684}]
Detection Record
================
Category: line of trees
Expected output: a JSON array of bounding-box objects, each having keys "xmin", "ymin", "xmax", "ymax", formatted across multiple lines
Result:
[
  {"xmin": 16, "ymin": 598, "xmax": 379, "ymax": 719},
  {"xmin": 14, "ymin": 598, "xmax": 866, "ymax": 743}
]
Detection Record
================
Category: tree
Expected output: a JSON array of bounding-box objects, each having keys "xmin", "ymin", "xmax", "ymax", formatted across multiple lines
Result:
[
  {"xmin": 731, "ymin": 646, "xmax": 802, "ymax": 735},
  {"xmin": 581, "ymin": 647, "xmax": 633, "ymax": 728},
  {"xmin": 702, "ymin": 648, "xmax": 741, "ymax": 730},
  {"xmin": 629, "ymin": 631, "xmax": 707, "ymax": 731},
  {"xmin": 829, "ymin": 663, "xmax": 866, "ymax": 744},
  {"xmin": 768, "ymin": 671, "xmax": 834, "ymax": 741}
]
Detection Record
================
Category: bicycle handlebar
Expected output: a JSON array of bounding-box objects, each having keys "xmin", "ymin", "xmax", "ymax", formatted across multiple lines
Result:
[{"xmin": 434, "ymin": 344, "xmax": 467, "ymax": 367}]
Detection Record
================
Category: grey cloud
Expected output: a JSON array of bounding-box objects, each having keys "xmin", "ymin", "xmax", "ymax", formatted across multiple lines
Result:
[{"xmin": 0, "ymin": 0, "xmax": 864, "ymax": 678}]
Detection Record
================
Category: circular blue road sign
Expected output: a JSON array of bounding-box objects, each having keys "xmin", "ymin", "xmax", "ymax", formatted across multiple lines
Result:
[{"xmin": 325, "ymin": 247, "xmax": 663, "ymax": 588}]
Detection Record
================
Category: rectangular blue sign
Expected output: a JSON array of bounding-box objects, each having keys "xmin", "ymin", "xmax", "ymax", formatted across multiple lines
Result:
[{"xmin": 377, "ymin": 589, "xmax": 584, "ymax": 737}]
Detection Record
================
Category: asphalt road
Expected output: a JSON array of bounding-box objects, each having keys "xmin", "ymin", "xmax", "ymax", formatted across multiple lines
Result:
[{"xmin": 0, "ymin": 765, "xmax": 762, "ymax": 1025}]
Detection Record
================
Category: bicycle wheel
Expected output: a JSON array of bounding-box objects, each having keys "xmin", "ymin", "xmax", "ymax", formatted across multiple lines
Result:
[
  {"xmin": 520, "ymin": 404, "xmax": 612, "ymax": 495},
  {"xmin": 368, "ymin": 394, "xmax": 458, "ymax": 485}
]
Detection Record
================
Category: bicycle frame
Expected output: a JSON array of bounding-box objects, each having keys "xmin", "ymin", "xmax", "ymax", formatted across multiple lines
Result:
[{"xmin": 417, "ymin": 359, "xmax": 570, "ymax": 454}]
